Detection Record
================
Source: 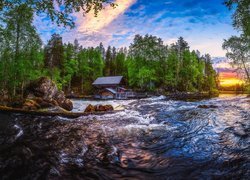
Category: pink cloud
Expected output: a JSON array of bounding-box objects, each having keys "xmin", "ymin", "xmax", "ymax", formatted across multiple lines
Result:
[{"xmin": 76, "ymin": 0, "xmax": 136, "ymax": 34}]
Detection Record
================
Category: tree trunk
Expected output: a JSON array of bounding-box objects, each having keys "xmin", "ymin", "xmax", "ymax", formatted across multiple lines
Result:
[
  {"xmin": 12, "ymin": 22, "xmax": 20, "ymax": 98},
  {"xmin": 15, "ymin": 23, "xmax": 20, "ymax": 58},
  {"xmin": 21, "ymin": 80, "xmax": 24, "ymax": 100},
  {"xmin": 81, "ymin": 76, "xmax": 84, "ymax": 94},
  {"xmin": 13, "ymin": 83, "xmax": 16, "ymax": 97},
  {"xmin": 68, "ymin": 81, "xmax": 71, "ymax": 93},
  {"xmin": 241, "ymin": 58, "xmax": 250, "ymax": 82}
]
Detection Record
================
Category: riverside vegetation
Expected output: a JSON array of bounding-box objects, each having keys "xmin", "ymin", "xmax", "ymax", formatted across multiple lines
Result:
[
  {"xmin": 0, "ymin": 4, "xmax": 218, "ymax": 103},
  {"xmin": 0, "ymin": 0, "xmax": 250, "ymax": 103}
]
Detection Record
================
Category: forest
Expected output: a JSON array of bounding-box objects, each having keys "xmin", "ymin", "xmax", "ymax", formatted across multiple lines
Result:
[
  {"xmin": 0, "ymin": 1, "xmax": 250, "ymax": 179},
  {"xmin": 0, "ymin": 0, "xmax": 250, "ymax": 101},
  {"xmin": 2, "ymin": 0, "xmax": 250, "ymax": 100}
]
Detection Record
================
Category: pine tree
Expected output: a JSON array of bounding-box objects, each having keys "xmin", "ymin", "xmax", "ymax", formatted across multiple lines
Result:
[
  {"xmin": 44, "ymin": 34, "xmax": 64, "ymax": 84},
  {"xmin": 104, "ymin": 46, "xmax": 112, "ymax": 76}
]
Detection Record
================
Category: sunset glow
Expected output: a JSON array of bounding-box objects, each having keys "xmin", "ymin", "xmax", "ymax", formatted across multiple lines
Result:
[
  {"xmin": 219, "ymin": 72, "xmax": 244, "ymax": 87},
  {"xmin": 220, "ymin": 78, "xmax": 244, "ymax": 87}
]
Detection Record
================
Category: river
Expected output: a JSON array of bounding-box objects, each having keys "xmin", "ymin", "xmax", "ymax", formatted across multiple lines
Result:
[{"xmin": 0, "ymin": 95, "xmax": 249, "ymax": 179}]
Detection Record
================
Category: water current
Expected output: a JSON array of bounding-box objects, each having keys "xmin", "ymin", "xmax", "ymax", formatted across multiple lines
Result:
[{"xmin": 0, "ymin": 95, "xmax": 249, "ymax": 179}]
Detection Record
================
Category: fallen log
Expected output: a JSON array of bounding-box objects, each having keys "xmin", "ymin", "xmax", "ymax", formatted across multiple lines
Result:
[{"xmin": 0, "ymin": 106, "xmax": 122, "ymax": 119}]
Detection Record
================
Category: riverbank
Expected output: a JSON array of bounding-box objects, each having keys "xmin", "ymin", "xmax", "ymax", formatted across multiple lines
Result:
[{"xmin": 0, "ymin": 91, "xmax": 220, "ymax": 107}]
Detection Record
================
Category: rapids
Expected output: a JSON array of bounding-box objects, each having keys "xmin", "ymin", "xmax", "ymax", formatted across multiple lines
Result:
[{"xmin": 0, "ymin": 95, "xmax": 249, "ymax": 179}]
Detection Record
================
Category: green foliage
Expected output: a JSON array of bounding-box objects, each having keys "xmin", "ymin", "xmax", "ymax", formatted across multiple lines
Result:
[
  {"xmin": 49, "ymin": 68, "xmax": 63, "ymax": 90},
  {"xmin": 115, "ymin": 49, "xmax": 127, "ymax": 76},
  {"xmin": 87, "ymin": 47, "xmax": 104, "ymax": 80},
  {"xmin": 203, "ymin": 54, "xmax": 218, "ymax": 92},
  {"xmin": 223, "ymin": 0, "xmax": 250, "ymax": 86},
  {"xmin": 74, "ymin": 46, "xmax": 104, "ymax": 94},
  {"xmin": 224, "ymin": 0, "xmax": 250, "ymax": 37},
  {"xmin": 223, "ymin": 35, "xmax": 250, "ymax": 82},
  {"xmin": 164, "ymin": 49, "xmax": 178, "ymax": 89},
  {"xmin": 44, "ymin": 34, "xmax": 64, "ymax": 69},
  {"xmin": 126, "ymin": 35, "xmax": 214, "ymax": 92},
  {"xmin": 0, "ymin": 4, "xmax": 43, "ymax": 97},
  {"xmin": 0, "ymin": 0, "xmax": 116, "ymax": 28},
  {"xmin": 127, "ymin": 34, "xmax": 167, "ymax": 89},
  {"xmin": 63, "ymin": 43, "xmax": 79, "ymax": 90},
  {"xmin": 138, "ymin": 67, "xmax": 156, "ymax": 90},
  {"xmin": 245, "ymin": 84, "xmax": 250, "ymax": 94},
  {"xmin": 0, "ymin": 8, "xmax": 218, "ymax": 99}
]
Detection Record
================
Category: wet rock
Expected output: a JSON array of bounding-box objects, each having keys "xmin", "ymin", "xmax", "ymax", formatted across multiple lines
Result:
[
  {"xmin": 38, "ymin": 100, "xmax": 54, "ymax": 109},
  {"xmin": 95, "ymin": 105, "xmax": 114, "ymax": 112},
  {"xmin": 23, "ymin": 77, "xmax": 73, "ymax": 111},
  {"xmin": 104, "ymin": 105, "xmax": 114, "ymax": 111},
  {"xmin": 23, "ymin": 99, "xmax": 41, "ymax": 110},
  {"xmin": 26, "ymin": 77, "xmax": 58, "ymax": 100},
  {"xmin": 84, "ymin": 104, "xmax": 114, "ymax": 113},
  {"xmin": 53, "ymin": 90, "xmax": 74, "ymax": 111},
  {"xmin": 95, "ymin": 105, "xmax": 106, "ymax": 111},
  {"xmin": 198, "ymin": 105, "xmax": 218, "ymax": 109},
  {"xmin": 84, "ymin": 104, "xmax": 95, "ymax": 113}
]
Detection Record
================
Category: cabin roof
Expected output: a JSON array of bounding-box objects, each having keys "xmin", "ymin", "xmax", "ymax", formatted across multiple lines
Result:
[{"xmin": 93, "ymin": 76, "xmax": 123, "ymax": 86}]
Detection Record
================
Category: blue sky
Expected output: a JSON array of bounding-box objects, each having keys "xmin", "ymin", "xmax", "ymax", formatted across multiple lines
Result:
[{"xmin": 34, "ymin": 0, "xmax": 239, "ymax": 57}]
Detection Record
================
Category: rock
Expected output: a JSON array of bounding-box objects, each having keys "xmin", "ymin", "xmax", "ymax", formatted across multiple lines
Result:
[
  {"xmin": 95, "ymin": 104, "xmax": 114, "ymax": 112},
  {"xmin": 84, "ymin": 104, "xmax": 114, "ymax": 113},
  {"xmin": 104, "ymin": 105, "xmax": 114, "ymax": 111},
  {"xmin": 23, "ymin": 99, "xmax": 41, "ymax": 110},
  {"xmin": 38, "ymin": 100, "xmax": 54, "ymax": 109},
  {"xmin": 59, "ymin": 99, "xmax": 73, "ymax": 111},
  {"xmin": 198, "ymin": 105, "xmax": 218, "ymax": 109},
  {"xmin": 84, "ymin": 104, "xmax": 95, "ymax": 113},
  {"xmin": 51, "ymin": 100, "xmax": 59, "ymax": 106},
  {"xmin": 95, "ymin": 105, "xmax": 106, "ymax": 111},
  {"xmin": 23, "ymin": 77, "xmax": 73, "ymax": 111},
  {"xmin": 26, "ymin": 77, "xmax": 58, "ymax": 101}
]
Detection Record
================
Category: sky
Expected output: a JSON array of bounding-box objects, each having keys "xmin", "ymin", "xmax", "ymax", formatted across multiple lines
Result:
[
  {"xmin": 34, "ymin": 0, "xmax": 239, "ymax": 58},
  {"xmin": 213, "ymin": 57, "xmax": 245, "ymax": 87}
]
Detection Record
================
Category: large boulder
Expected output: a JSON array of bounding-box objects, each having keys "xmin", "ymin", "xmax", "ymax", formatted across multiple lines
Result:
[
  {"xmin": 23, "ymin": 77, "xmax": 73, "ymax": 111},
  {"xmin": 25, "ymin": 77, "xmax": 58, "ymax": 101}
]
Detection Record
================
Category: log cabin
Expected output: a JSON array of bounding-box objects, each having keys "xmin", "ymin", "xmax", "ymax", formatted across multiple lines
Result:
[{"xmin": 92, "ymin": 76, "xmax": 136, "ymax": 99}]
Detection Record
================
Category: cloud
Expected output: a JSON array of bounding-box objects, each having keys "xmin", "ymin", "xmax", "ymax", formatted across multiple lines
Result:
[
  {"xmin": 77, "ymin": 0, "xmax": 136, "ymax": 34},
  {"xmin": 164, "ymin": 38, "xmax": 178, "ymax": 45},
  {"xmin": 164, "ymin": 1, "xmax": 173, "ymax": 5},
  {"xmin": 35, "ymin": 0, "xmax": 239, "ymax": 57}
]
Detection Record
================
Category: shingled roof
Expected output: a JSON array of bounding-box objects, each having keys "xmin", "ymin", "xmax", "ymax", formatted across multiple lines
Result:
[{"xmin": 92, "ymin": 76, "xmax": 123, "ymax": 86}]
